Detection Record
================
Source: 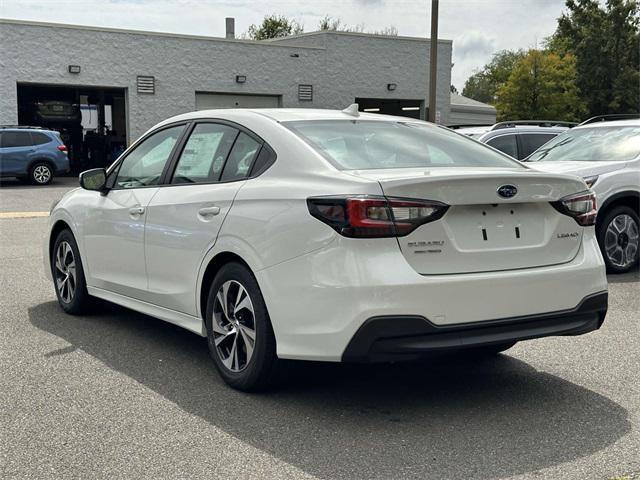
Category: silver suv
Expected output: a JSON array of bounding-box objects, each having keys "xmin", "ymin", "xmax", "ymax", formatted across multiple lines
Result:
[
  {"xmin": 528, "ymin": 118, "xmax": 640, "ymax": 273},
  {"xmin": 477, "ymin": 121, "xmax": 576, "ymax": 160}
]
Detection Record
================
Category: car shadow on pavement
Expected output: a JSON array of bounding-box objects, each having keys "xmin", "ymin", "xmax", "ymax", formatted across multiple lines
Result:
[
  {"xmin": 29, "ymin": 301, "xmax": 630, "ymax": 480},
  {"xmin": 607, "ymin": 267, "xmax": 640, "ymax": 284}
]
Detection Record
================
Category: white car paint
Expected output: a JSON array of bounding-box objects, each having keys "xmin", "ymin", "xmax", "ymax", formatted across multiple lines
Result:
[
  {"xmin": 528, "ymin": 119, "xmax": 640, "ymax": 272},
  {"xmin": 45, "ymin": 108, "xmax": 608, "ymax": 362}
]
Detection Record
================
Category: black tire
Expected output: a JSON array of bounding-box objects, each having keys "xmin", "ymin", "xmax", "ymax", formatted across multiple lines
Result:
[
  {"xmin": 464, "ymin": 341, "xmax": 517, "ymax": 356},
  {"xmin": 597, "ymin": 206, "xmax": 640, "ymax": 274},
  {"xmin": 30, "ymin": 162, "xmax": 54, "ymax": 185},
  {"xmin": 52, "ymin": 229, "xmax": 93, "ymax": 314},
  {"xmin": 205, "ymin": 262, "xmax": 280, "ymax": 391}
]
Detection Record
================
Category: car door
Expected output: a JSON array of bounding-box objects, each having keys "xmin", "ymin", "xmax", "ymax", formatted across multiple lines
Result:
[
  {"xmin": 144, "ymin": 122, "xmax": 264, "ymax": 315},
  {"xmin": 81, "ymin": 123, "xmax": 187, "ymax": 299},
  {"xmin": 0, "ymin": 131, "xmax": 34, "ymax": 175}
]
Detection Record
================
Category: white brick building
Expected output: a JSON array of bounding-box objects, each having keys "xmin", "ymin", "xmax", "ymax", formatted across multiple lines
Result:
[{"xmin": 0, "ymin": 18, "xmax": 455, "ymax": 169}]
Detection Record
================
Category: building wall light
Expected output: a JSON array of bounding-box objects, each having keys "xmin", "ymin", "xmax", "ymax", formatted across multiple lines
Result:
[
  {"xmin": 387, "ymin": 83, "xmax": 397, "ymax": 91},
  {"xmin": 235, "ymin": 75, "xmax": 247, "ymax": 83},
  {"xmin": 68, "ymin": 65, "xmax": 81, "ymax": 74}
]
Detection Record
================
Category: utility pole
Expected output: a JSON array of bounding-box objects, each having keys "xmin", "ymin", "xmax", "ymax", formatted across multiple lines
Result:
[{"xmin": 428, "ymin": 0, "xmax": 439, "ymax": 123}]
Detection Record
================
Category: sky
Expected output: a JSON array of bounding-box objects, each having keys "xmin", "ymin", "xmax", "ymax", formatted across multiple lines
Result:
[{"xmin": 0, "ymin": 0, "xmax": 567, "ymax": 91}]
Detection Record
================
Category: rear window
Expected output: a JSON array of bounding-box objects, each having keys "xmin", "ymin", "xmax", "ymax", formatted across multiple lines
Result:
[
  {"xmin": 284, "ymin": 120, "xmax": 519, "ymax": 170},
  {"xmin": 31, "ymin": 132, "xmax": 53, "ymax": 145}
]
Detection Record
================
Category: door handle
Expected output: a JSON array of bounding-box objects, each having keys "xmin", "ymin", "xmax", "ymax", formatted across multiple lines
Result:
[
  {"xmin": 129, "ymin": 206, "xmax": 145, "ymax": 215},
  {"xmin": 198, "ymin": 206, "xmax": 220, "ymax": 217}
]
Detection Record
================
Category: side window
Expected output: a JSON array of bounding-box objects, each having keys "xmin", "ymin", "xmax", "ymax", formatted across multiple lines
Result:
[
  {"xmin": 520, "ymin": 133, "xmax": 557, "ymax": 159},
  {"xmin": 250, "ymin": 145, "xmax": 276, "ymax": 176},
  {"xmin": 220, "ymin": 132, "xmax": 260, "ymax": 182},
  {"xmin": 115, "ymin": 125, "xmax": 184, "ymax": 189},
  {"xmin": 1, "ymin": 131, "xmax": 32, "ymax": 148},
  {"xmin": 31, "ymin": 132, "xmax": 53, "ymax": 145},
  {"xmin": 172, "ymin": 123, "xmax": 238, "ymax": 184},
  {"xmin": 487, "ymin": 134, "xmax": 518, "ymax": 158}
]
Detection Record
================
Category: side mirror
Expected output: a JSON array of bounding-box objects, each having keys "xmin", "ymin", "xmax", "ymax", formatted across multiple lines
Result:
[{"xmin": 79, "ymin": 168, "xmax": 107, "ymax": 191}]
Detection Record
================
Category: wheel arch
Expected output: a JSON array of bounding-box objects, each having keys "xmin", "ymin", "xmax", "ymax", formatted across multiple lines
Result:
[
  {"xmin": 29, "ymin": 157, "xmax": 56, "ymax": 174},
  {"xmin": 597, "ymin": 191, "xmax": 640, "ymax": 230},
  {"xmin": 49, "ymin": 219, "xmax": 74, "ymax": 262},
  {"xmin": 199, "ymin": 251, "xmax": 254, "ymax": 324}
]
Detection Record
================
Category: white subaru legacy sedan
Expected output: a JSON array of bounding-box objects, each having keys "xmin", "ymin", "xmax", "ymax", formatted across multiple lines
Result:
[{"xmin": 45, "ymin": 108, "xmax": 608, "ymax": 390}]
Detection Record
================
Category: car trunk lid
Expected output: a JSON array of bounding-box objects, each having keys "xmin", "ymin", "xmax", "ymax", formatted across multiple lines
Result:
[{"xmin": 348, "ymin": 167, "xmax": 588, "ymax": 274}]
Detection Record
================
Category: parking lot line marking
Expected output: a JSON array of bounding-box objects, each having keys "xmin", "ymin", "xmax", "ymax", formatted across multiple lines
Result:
[{"xmin": 0, "ymin": 211, "xmax": 49, "ymax": 219}]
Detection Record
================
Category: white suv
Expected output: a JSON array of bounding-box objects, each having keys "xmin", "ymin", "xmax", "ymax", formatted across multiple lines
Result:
[
  {"xmin": 45, "ymin": 108, "xmax": 608, "ymax": 390},
  {"xmin": 528, "ymin": 119, "xmax": 640, "ymax": 273}
]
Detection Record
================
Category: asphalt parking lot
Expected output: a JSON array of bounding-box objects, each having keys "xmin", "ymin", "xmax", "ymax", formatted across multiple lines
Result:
[{"xmin": 0, "ymin": 177, "xmax": 638, "ymax": 480}]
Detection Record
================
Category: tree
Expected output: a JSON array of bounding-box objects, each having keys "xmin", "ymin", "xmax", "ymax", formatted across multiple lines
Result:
[
  {"xmin": 495, "ymin": 49, "xmax": 586, "ymax": 121},
  {"xmin": 318, "ymin": 15, "xmax": 343, "ymax": 31},
  {"xmin": 246, "ymin": 15, "xmax": 303, "ymax": 40},
  {"xmin": 547, "ymin": 0, "xmax": 640, "ymax": 116},
  {"xmin": 317, "ymin": 15, "xmax": 396, "ymax": 35},
  {"xmin": 462, "ymin": 50, "xmax": 525, "ymax": 104},
  {"xmin": 450, "ymin": 84, "xmax": 459, "ymax": 94}
]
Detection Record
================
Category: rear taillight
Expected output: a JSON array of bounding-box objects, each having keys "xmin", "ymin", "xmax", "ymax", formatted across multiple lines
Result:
[
  {"xmin": 551, "ymin": 191, "xmax": 597, "ymax": 226},
  {"xmin": 57, "ymin": 145, "xmax": 68, "ymax": 153},
  {"xmin": 307, "ymin": 195, "xmax": 449, "ymax": 238}
]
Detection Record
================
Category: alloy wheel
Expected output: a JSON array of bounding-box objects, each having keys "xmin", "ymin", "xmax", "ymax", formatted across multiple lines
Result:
[
  {"xmin": 54, "ymin": 241, "xmax": 76, "ymax": 303},
  {"xmin": 211, "ymin": 280, "xmax": 256, "ymax": 372},
  {"xmin": 604, "ymin": 214, "xmax": 639, "ymax": 269},
  {"xmin": 33, "ymin": 165, "xmax": 51, "ymax": 184}
]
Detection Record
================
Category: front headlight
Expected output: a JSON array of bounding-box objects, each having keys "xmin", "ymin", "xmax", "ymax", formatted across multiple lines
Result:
[{"xmin": 583, "ymin": 175, "xmax": 599, "ymax": 188}]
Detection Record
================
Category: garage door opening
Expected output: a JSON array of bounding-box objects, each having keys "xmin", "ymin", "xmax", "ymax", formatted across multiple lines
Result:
[
  {"xmin": 355, "ymin": 98, "xmax": 424, "ymax": 120},
  {"xmin": 195, "ymin": 92, "xmax": 281, "ymax": 110},
  {"xmin": 17, "ymin": 83, "xmax": 127, "ymax": 173}
]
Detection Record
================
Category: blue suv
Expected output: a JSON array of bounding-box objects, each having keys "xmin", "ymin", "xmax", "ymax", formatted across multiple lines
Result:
[{"xmin": 0, "ymin": 126, "xmax": 70, "ymax": 185}]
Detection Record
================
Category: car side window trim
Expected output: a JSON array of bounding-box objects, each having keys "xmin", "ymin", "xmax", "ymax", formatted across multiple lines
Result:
[
  {"xmin": 169, "ymin": 122, "xmax": 241, "ymax": 185},
  {"xmin": 107, "ymin": 121, "xmax": 191, "ymax": 191},
  {"xmin": 216, "ymin": 128, "xmax": 242, "ymax": 182},
  {"xmin": 248, "ymin": 143, "xmax": 277, "ymax": 177},
  {"xmin": 160, "ymin": 121, "xmax": 198, "ymax": 185},
  {"xmin": 161, "ymin": 118, "xmax": 277, "ymax": 187}
]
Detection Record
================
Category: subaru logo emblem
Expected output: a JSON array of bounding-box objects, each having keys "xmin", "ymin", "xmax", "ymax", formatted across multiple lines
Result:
[{"xmin": 497, "ymin": 184, "xmax": 518, "ymax": 199}]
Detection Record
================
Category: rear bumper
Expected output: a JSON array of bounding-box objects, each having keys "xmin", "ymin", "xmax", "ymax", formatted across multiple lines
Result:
[
  {"xmin": 342, "ymin": 291, "xmax": 608, "ymax": 362},
  {"xmin": 53, "ymin": 157, "xmax": 70, "ymax": 174},
  {"xmin": 258, "ymin": 230, "xmax": 608, "ymax": 362}
]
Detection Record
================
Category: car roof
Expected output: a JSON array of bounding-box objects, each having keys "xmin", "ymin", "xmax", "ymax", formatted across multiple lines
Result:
[
  {"xmin": 455, "ymin": 126, "xmax": 491, "ymax": 134},
  {"xmin": 573, "ymin": 119, "xmax": 640, "ymax": 129},
  {"xmin": 158, "ymin": 108, "xmax": 430, "ymax": 126},
  {"xmin": 486, "ymin": 126, "xmax": 568, "ymax": 134},
  {"xmin": 478, "ymin": 126, "xmax": 567, "ymax": 141},
  {"xmin": 0, "ymin": 126, "xmax": 57, "ymax": 133}
]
